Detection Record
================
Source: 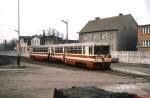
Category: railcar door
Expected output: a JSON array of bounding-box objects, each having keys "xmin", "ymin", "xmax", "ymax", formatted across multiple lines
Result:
[
  {"xmin": 63, "ymin": 47, "xmax": 66, "ymax": 63},
  {"xmin": 48, "ymin": 47, "xmax": 54, "ymax": 61},
  {"xmin": 85, "ymin": 46, "xmax": 89, "ymax": 55}
]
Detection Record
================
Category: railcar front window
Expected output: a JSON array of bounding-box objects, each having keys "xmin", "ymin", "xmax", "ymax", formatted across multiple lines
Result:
[{"xmin": 94, "ymin": 46, "xmax": 109, "ymax": 55}]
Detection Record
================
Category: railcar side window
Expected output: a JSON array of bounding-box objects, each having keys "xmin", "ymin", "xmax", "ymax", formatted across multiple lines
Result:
[
  {"xmin": 89, "ymin": 46, "xmax": 93, "ymax": 55},
  {"xmin": 43, "ymin": 48, "xmax": 48, "ymax": 52},
  {"xmin": 55, "ymin": 47, "xmax": 63, "ymax": 53},
  {"xmin": 82, "ymin": 46, "xmax": 85, "ymax": 54},
  {"xmin": 33, "ymin": 47, "xmax": 48, "ymax": 52},
  {"xmin": 67, "ymin": 46, "xmax": 82, "ymax": 54}
]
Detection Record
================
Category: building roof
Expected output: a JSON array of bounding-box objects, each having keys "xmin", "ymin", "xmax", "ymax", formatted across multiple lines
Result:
[
  {"xmin": 20, "ymin": 36, "xmax": 32, "ymax": 45},
  {"xmin": 31, "ymin": 35, "xmax": 42, "ymax": 39},
  {"xmin": 20, "ymin": 36, "xmax": 31, "ymax": 40},
  {"xmin": 79, "ymin": 14, "xmax": 134, "ymax": 33},
  {"xmin": 138, "ymin": 24, "xmax": 150, "ymax": 27}
]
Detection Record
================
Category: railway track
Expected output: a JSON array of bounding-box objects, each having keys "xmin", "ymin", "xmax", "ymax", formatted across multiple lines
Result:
[{"xmin": 0, "ymin": 55, "xmax": 150, "ymax": 82}]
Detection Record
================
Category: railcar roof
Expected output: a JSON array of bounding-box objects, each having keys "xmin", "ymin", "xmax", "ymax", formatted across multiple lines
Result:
[{"xmin": 31, "ymin": 42, "xmax": 109, "ymax": 48}]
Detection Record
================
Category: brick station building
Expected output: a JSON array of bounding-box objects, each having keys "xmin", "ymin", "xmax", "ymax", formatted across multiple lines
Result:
[{"xmin": 137, "ymin": 24, "xmax": 150, "ymax": 51}]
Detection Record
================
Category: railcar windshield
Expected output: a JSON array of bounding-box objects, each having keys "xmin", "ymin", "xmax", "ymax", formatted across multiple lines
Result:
[{"xmin": 94, "ymin": 46, "xmax": 109, "ymax": 55}]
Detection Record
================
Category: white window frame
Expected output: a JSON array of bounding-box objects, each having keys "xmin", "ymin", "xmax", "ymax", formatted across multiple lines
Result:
[
  {"xmin": 142, "ymin": 40, "xmax": 144, "ymax": 47},
  {"xmin": 34, "ymin": 40, "xmax": 36, "ymax": 45},
  {"xmin": 93, "ymin": 33, "xmax": 96, "ymax": 40},
  {"xmin": 84, "ymin": 34, "xmax": 87, "ymax": 41},
  {"xmin": 143, "ymin": 28, "xmax": 145, "ymax": 34},
  {"xmin": 144, "ymin": 40, "xmax": 146, "ymax": 47},
  {"xmin": 147, "ymin": 40, "xmax": 150, "ymax": 47},
  {"xmin": 110, "ymin": 32, "xmax": 113, "ymax": 39},
  {"xmin": 100, "ymin": 33, "xmax": 102, "ymax": 40},
  {"xmin": 146, "ymin": 27, "xmax": 148, "ymax": 34},
  {"xmin": 102, "ymin": 33, "xmax": 104, "ymax": 40},
  {"xmin": 147, "ymin": 26, "xmax": 150, "ymax": 33}
]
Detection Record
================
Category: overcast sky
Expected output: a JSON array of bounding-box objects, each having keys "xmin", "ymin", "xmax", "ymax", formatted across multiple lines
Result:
[{"xmin": 0, "ymin": 0, "xmax": 150, "ymax": 42}]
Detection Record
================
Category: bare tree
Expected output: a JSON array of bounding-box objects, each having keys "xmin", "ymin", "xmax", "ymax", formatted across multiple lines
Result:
[{"xmin": 0, "ymin": 39, "xmax": 17, "ymax": 51}]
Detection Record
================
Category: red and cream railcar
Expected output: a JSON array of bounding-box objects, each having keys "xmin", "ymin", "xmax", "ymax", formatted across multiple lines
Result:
[
  {"xmin": 30, "ymin": 42, "xmax": 111, "ymax": 69},
  {"xmin": 29, "ymin": 46, "xmax": 49, "ymax": 61}
]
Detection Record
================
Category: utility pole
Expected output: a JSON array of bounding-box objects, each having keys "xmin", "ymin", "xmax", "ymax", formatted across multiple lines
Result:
[{"xmin": 17, "ymin": 0, "xmax": 21, "ymax": 67}]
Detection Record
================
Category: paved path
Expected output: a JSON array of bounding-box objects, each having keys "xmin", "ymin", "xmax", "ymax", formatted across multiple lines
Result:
[
  {"xmin": 111, "ymin": 63, "xmax": 150, "ymax": 76},
  {"xmin": 0, "ymin": 62, "xmax": 149, "ymax": 98}
]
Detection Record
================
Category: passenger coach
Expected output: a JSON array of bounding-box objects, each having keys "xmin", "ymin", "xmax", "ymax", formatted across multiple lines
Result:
[{"xmin": 30, "ymin": 42, "xmax": 111, "ymax": 69}]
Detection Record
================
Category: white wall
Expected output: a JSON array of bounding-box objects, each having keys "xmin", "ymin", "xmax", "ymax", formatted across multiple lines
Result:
[
  {"xmin": 0, "ymin": 51, "xmax": 29, "ymax": 57},
  {"xmin": 111, "ymin": 51, "xmax": 150, "ymax": 64},
  {"xmin": 20, "ymin": 38, "xmax": 28, "ymax": 51}
]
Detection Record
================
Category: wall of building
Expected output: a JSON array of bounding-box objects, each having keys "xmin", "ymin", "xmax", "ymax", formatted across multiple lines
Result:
[
  {"xmin": 31, "ymin": 37, "xmax": 40, "ymax": 46},
  {"xmin": 138, "ymin": 25, "xmax": 150, "ymax": 51},
  {"xmin": 20, "ymin": 38, "xmax": 28, "ymax": 51},
  {"xmin": 117, "ymin": 16, "xmax": 137, "ymax": 51},
  {"xmin": 79, "ymin": 31, "xmax": 117, "ymax": 51}
]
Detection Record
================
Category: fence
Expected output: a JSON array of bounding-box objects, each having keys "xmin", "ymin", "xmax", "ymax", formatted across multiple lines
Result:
[
  {"xmin": 111, "ymin": 51, "xmax": 150, "ymax": 64},
  {"xmin": 0, "ymin": 51, "xmax": 150, "ymax": 64}
]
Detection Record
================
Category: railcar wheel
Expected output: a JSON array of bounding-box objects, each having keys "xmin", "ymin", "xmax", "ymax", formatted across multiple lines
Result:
[
  {"xmin": 103, "ymin": 63, "xmax": 111, "ymax": 70},
  {"xmin": 75, "ymin": 62, "xmax": 86, "ymax": 69}
]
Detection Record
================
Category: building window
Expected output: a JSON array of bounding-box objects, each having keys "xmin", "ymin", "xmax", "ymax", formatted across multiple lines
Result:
[
  {"xmin": 143, "ymin": 27, "xmax": 144, "ymax": 34},
  {"xmin": 102, "ymin": 33, "xmax": 104, "ymax": 39},
  {"xmin": 83, "ymin": 34, "xmax": 87, "ymax": 41},
  {"xmin": 100, "ymin": 33, "xmax": 103, "ymax": 40},
  {"xmin": 93, "ymin": 34, "xmax": 96, "ymax": 40},
  {"xmin": 142, "ymin": 40, "xmax": 150, "ymax": 47},
  {"xmin": 148, "ymin": 26, "xmax": 150, "ymax": 33},
  {"xmin": 35, "ymin": 40, "xmax": 36, "ymax": 45},
  {"xmin": 146, "ymin": 27, "xmax": 148, "ymax": 33},
  {"xmin": 110, "ymin": 32, "xmax": 113, "ymax": 40},
  {"xmin": 142, "ymin": 40, "xmax": 145, "ymax": 47},
  {"xmin": 138, "ymin": 27, "xmax": 142, "ymax": 32},
  {"xmin": 34, "ymin": 40, "xmax": 36, "ymax": 45},
  {"xmin": 147, "ymin": 40, "xmax": 150, "ymax": 47},
  {"xmin": 144, "ymin": 41, "xmax": 146, "ymax": 47},
  {"xmin": 145, "ymin": 27, "xmax": 147, "ymax": 34},
  {"xmin": 143, "ymin": 26, "xmax": 150, "ymax": 34}
]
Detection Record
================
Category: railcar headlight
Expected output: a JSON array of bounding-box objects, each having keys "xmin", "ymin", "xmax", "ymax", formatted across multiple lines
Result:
[{"xmin": 105, "ymin": 55, "xmax": 111, "ymax": 58}]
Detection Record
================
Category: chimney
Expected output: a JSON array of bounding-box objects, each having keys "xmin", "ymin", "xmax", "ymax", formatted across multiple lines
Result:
[
  {"xmin": 95, "ymin": 17, "xmax": 100, "ymax": 20},
  {"xmin": 42, "ymin": 30, "xmax": 45, "ymax": 45},
  {"xmin": 119, "ymin": 13, "xmax": 123, "ymax": 16}
]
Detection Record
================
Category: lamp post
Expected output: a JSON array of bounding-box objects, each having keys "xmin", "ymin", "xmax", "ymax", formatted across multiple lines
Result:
[{"xmin": 61, "ymin": 19, "xmax": 68, "ymax": 43}]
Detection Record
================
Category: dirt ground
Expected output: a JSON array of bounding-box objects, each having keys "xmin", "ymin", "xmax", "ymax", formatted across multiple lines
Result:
[{"xmin": 0, "ymin": 62, "xmax": 149, "ymax": 98}]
